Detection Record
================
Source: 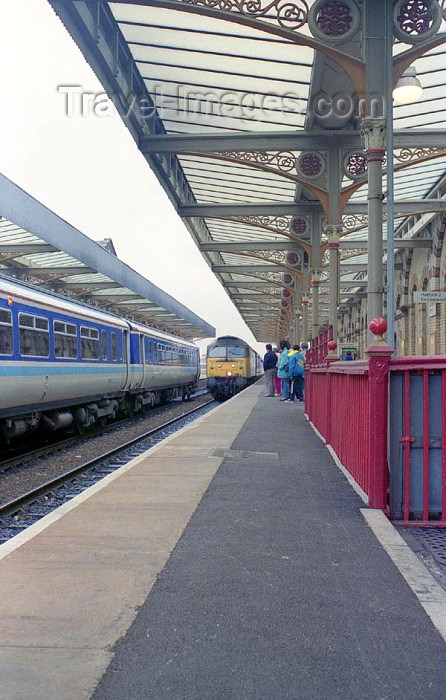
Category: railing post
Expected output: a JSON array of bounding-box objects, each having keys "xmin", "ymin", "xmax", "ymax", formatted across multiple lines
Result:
[
  {"xmin": 325, "ymin": 340, "xmax": 339, "ymax": 445},
  {"xmin": 366, "ymin": 318, "xmax": 393, "ymax": 512}
]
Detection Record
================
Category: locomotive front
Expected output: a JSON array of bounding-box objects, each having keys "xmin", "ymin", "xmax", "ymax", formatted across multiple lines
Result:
[{"xmin": 206, "ymin": 336, "xmax": 250, "ymax": 401}]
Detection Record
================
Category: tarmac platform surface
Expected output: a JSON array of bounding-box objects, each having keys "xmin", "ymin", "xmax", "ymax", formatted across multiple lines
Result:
[{"xmin": 2, "ymin": 380, "xmax": 446, "ymax": 699}]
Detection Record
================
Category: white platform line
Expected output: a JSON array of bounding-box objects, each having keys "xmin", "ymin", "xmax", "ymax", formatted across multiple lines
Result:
[
  {"xmin": 362, "ymin": 508, "xmax": 446, "ymax": 644},
  {"xmin": 307, "ymin": 418, "xmax": 368, "ymax": 504}
]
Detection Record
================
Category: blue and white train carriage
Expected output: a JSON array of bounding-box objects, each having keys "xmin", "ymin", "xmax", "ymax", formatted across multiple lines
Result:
[{"xmin": 0, "ymin": 276, "xmax": 199, "ymax": 443}]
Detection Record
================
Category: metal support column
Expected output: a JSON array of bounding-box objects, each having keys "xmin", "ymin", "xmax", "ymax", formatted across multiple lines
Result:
[
  {"xmin": 310, "ymin": 214, "xmax": 322, "ymax": 340},
  {"xmin": 362, "ymin": 0, "xmax": 387, "ymax": 340},
  {"xmin": 302, "ymin": 258, "xmax": 310, "ymax": 343},
  {"xmin": 361, "ymin": 118, "xmax": 386, "ymax": 331},
  {"xmin": 326, "ymin": 224, "xmax": 342, "ymax": 342},
  {"xmin": 312, "ymin": 271, "xmax": 321, "ymax": 339}
]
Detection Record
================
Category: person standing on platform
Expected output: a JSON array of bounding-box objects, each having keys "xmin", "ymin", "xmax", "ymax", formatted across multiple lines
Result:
[
  {"xmin": 277, "ymin": 339, "xmax": 291, "ymax": 401},
  {"xmin": 273, "ymin": 347, "xmax": 281, "ymax": 396},
  {"xmin": 288, "ymin": 344, "xmax": 305, "ymax": 402},
  {"xmin": 263, "ymin": 343, "xmax": 278, "ymax": 397}
]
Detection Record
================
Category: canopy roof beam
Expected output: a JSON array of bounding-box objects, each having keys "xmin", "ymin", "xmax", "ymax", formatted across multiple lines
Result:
[
  {"xmin": 181, "ymin": 201, "xmax": 446, "ymax": 217},
  {"xmin": 141, "ymin": 130, "xmax": 446, "ymax": 154}
]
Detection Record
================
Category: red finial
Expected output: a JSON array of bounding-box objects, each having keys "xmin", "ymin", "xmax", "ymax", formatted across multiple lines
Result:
[
  {"xmin": 327, "ymin": 340, "xmax": 337, "ymax": 351},
  {"xmin": 369, "ymin": 318, "xmax": 387, "ymax": 336}
]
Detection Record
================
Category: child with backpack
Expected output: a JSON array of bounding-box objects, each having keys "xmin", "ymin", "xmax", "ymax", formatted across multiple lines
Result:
[{"xmin": 288, "ymin": 344, "xmax": 305, "ymax": 402}]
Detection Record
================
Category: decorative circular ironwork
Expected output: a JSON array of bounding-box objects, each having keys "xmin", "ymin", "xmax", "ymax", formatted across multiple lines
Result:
[
  {"xmin": 393, "ymin": 0, "xmax": 442, "ymax": 43},
  {"xmin": 283, "ymin": 288, "xmax": 291, "ymax": 297},
  {"xmin": 286, "ymin": 251, "xmax": 301, "ymax": 267},
  {"xmin": 308, "ymin": 0, "xmax": 361, "ymax": 44},
  {"xmin": 283, "ymin": 273, "xmax": 293, "ymax": 285},
  {"xmin": 343, "ymin": 150, "xmax": 367, "ymax": 179},
  {"xmin": 289, "ymin": 216, "xmax": 309, "ymax": 236},
  {"xmin": 296, "ymin": 151, "xmax": 326, "ymax": 179}
]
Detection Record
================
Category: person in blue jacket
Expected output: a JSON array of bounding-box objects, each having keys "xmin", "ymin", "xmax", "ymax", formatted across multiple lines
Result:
[
  {"xmin": 277, "ymin": 339, "xmax": 291, "ymax": 401},
  {"xmin": 288, "ymin": 344, "xmax": 305, "ymax": 402}
]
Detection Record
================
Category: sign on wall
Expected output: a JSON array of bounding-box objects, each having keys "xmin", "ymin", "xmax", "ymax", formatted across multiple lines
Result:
[{"xmin": 413, "ymin": 291, "xmax": 446, "ymax": 303}]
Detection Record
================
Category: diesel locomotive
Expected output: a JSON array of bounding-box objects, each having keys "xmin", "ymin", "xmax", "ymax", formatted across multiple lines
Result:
[
  {"xmin": 206, "ymin": 336, "xmax": 262, "ymax": 401},
  {"xmin": 0, "ymin": 275, "xmax": 200, "ymax": 444}
]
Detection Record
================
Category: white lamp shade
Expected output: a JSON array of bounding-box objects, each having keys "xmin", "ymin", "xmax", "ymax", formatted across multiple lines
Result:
[{"xmin": 393, "ymin": 67, "xmax": 423, "ymax": 104}]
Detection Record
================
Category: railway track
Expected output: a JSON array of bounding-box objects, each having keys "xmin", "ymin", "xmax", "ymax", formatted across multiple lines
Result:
[{"xmin": 0, "ymin": 398, "xmax": 215, "ymax": 543}]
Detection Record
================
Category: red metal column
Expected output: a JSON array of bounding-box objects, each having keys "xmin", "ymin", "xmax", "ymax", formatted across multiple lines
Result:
[{"xmin": 367, "ymin": 318, "xmax": 393, "ymax": 512}]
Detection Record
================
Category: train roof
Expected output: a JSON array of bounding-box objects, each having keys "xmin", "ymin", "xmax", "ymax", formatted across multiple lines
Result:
[
  {"xmin": 0, "ymin": 275, "xmax": 198, "ymax": 345},
  {"xmin": 0, "ymin": 275, "xmax": 129, "ymax": 329},
  {"xmin": 128, "ymin": 319, "xmax": 197, "ymax": 348},
  {"xmin": 210, "ymin": 336, "xmax": 250, "ymax": 347}
]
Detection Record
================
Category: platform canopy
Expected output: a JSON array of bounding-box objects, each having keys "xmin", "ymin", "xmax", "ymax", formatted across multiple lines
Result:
[
  {"xmin": 0, "ymin": 174, "xmax": 215, "ymax": 340},
  {"xmin": 48, "ymin": 0, "xmax": 446, "ymax": 343}
]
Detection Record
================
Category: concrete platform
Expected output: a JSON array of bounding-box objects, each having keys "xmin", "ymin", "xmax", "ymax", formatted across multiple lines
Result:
[{"xmin": 2, "ymin": 382, "xmax": 446, "ymax": 699}]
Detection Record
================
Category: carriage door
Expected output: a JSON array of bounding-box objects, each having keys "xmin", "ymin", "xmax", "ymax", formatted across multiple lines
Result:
[
  {"xmin": 123, "ymin": 330, "xmax": 131, "ymax": 390},
  {"xmin": 139, "ymin": 334, "xmax": 145, "ymax": 388}
]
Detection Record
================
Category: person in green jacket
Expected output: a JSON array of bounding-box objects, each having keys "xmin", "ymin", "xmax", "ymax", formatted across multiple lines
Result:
[{"xmin": 277, "ymin": 339, "xmax": 291, "ymax": 401}]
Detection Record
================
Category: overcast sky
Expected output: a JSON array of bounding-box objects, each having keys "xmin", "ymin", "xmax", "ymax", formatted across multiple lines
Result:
[{"xmin": 0, "ymin": 0, "xmax": 266, "ymax": 356}]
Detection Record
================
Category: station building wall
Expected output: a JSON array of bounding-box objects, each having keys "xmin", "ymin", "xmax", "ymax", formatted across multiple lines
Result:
[{"xmin": 337, "ymin": 212, "xmax": 446, "ymax": 357}]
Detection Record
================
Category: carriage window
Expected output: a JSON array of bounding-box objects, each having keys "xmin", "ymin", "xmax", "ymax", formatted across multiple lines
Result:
[
  {"xmin": 111, "ymin": 332, "xmax": 117, "ymax": 361},
  {"xmin": 80, "ymin": 326, "xmax": 99, "ymax": 359},
  {"xmin": 54, "ymin": 320, "xmax": 77, "ymax": 358},
  {"xmin": 101, "ymin": 330, "xmax": 108, "ymax": 360},
  {"xmin": 0, "ymin": 308, "xmax": 13, "ymax": 355},
  {"xmin": 19, "ymin": 313, "xmax": 49, "ymax": 357}
]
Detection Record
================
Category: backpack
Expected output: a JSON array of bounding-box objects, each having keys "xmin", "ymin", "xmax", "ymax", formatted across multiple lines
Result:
[{"xmin": 295, "ymin": 357, "xmax": 304, "ymax": 376}]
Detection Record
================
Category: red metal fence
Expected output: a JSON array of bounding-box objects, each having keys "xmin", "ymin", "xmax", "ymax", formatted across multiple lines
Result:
[
  {"xmin": 306, "ymin": 360, "xmax": 370, "ymax": 495},
  {"xmin": 305, "ymin": 322, "xmax": 446, "ymax": 524}
]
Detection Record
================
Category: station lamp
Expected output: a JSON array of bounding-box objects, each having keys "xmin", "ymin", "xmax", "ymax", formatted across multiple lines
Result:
[{"xmin": 393, "ymin": 66, "xmax": 423, "ymax": 104}]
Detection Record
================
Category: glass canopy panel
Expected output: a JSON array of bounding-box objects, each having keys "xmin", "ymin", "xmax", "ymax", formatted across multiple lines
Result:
[
  {"xmin": 104, "ymin": 2, "xmax": 315, "ymax": 339},
  {"xmin": 180, "ymin": 155, "xmax": 296, "ymax": 203},
  {"xmin": 61, "ymin": 2, "xmax": 444, "ymax": 340},
  {"xmin": 109, "ymin": 4, "xmax": 313, "ymax": 134}
]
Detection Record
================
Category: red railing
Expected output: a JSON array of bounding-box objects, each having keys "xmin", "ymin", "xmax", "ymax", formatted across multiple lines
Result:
[
  {"xmin": 306, "ymin": 325, "xmax": 333, "ymax": 367},
  {"xmin": 305, "ymin": 323, "xmax": 446, "ymax": 523},
  {"xmin": 306, "ymin": 361, "xmax": 370, "ymax": 494}
]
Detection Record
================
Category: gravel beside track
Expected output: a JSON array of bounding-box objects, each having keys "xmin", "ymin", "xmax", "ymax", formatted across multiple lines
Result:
[{"xmin": 0, "ymin": 393, "xmax": 212, "ymax": 505}]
